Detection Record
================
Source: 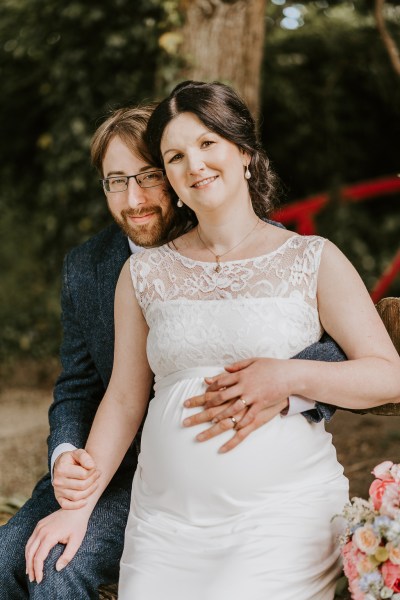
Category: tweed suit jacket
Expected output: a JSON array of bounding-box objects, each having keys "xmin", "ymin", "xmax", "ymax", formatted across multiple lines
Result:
[
  {"xmin": 47, "ymin": 222, "xmax": 344, "ymax": 484},
  {"xmin": 48, "ymin": 222, "xmax": 138, "ymax": 483}
]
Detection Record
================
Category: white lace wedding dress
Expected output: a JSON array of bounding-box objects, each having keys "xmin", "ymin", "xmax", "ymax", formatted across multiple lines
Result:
[{"xmin": 119, "ymin": 235, "xmax": 349, "ymax": 600}]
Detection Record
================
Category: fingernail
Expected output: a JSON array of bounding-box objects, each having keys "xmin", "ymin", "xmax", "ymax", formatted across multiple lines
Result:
[
  {"xmin": 218, "ymin": 447, "xmax": 227, "ymax": 453},
  {"xmin": 56, "ymin": 561, "xmax": 65, "ymax": 572},
  {"xmin": 197, "ymin": 433, "xmax": 205, "ymax": 441},
  {"xmin": 184, "ymin": 401, "xmax": 190, "ymax": 407},
  {"xmin": 182, "ymin": 418, "xmax": 190, "ymax": 426}
]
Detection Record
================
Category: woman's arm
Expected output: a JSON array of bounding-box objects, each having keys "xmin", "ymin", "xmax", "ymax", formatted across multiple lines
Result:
[
  {"xmin": 82, "ymin": 260, "xmax": 152, "ymax": 503},
  {"xmin": 26, "ymin": 260, "xmax": 153, "ymax": 582},
  {"xmin": 286, "ymin": 240, "xmax": 400, "ymax": 409}
]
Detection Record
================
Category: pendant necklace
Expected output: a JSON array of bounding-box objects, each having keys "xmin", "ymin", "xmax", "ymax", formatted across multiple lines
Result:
[{"xmin": 196, "ymin": 218, "xmax": 260, "ymax": 273}]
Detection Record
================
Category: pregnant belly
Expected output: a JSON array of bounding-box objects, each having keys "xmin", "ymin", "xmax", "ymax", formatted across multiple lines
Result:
[{"xmin": 135, "ymin": 369, "xmax": 343, "ymax": 523}]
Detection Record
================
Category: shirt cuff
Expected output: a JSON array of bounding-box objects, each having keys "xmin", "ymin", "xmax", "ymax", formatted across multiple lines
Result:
[
  {"xmin": 281, "ymin": 395, "xmax": 316, "ymax": 417},
  {"xmin": 50, "ymin": 443, "xmax": 77, "ymax": 483}
]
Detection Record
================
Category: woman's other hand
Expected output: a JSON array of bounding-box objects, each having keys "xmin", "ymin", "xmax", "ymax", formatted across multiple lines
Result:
[{"xmin": 25, "ymin": 508, "xmax": 90, "ymax": 584}]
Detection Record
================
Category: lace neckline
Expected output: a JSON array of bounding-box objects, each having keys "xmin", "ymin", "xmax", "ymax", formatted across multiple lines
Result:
[{"xmin": 164, "ymin": 234, "xmax": 299, "ymax": 267}]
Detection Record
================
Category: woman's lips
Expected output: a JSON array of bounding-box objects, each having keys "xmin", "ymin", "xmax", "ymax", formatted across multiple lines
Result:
[{"xmin": 191, "ymin": 175, "xmax": 218, "ymax": 189}]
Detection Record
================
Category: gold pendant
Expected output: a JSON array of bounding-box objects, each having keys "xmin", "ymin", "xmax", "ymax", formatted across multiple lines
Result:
[{"xmin": 215, "ymin": 257, "xmax": 221, "ymax": 273}]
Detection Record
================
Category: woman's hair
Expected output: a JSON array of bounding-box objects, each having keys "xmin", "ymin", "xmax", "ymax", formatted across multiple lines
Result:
[
  {"xmin": 145, "ymin": 80, "xmax": 280, "ymax": 235},
  {"xmin": 91, "ymin": 104, "xmax": 156, "ymax": 176}
]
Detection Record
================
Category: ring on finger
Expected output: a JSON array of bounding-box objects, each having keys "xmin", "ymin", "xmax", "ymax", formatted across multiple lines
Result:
[
  {"xmin": 230, "ymin": 416, "xmax": 237, "ymax": 428},
  {"xmin": 240, "ymin": 397, "xmax": 247, "ymax": 407}
]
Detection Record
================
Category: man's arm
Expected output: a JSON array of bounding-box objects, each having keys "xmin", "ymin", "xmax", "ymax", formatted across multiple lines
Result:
[
  {"xmin": 48, "ymin": 254, "xmax": 106, "ymax": 473},
  {"xmin": 292, "ymin": 332, "xmax": 347, "ymax": 422}
]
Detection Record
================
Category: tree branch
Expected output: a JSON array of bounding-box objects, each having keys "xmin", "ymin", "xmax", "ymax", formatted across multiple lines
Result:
[{"xmin": 374, "ymin": 0, "xmax": 400, "ymax": 77}]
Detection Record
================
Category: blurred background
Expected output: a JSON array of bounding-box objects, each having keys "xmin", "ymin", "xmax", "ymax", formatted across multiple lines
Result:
[
  {"xmin": 1, "ymin": 0, "xmax": 399, "ymax": 368},
  {"xmin": 0, "ymin": 0, "xmax": 399, "ymax": 507}
]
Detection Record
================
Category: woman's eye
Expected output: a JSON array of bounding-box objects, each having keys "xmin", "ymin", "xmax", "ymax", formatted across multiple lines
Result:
[
  {"xmin": 169, "ymin": 153, "xmax": 183, "ymax": 163},
  {"xmin": 201, "ymin": 140, "xmax": 214, "ymax": 148}
]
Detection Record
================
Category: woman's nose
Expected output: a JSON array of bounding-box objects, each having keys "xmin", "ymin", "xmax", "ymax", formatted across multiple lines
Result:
[{"xmin": 186, "ymin": 151, "xmax": 205, "ymax": 175}]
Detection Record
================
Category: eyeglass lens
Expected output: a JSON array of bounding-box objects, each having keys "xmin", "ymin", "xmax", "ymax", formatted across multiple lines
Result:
[{"xmin": 105, "ymin": 171, "xmax": 164, "ymax": 192}]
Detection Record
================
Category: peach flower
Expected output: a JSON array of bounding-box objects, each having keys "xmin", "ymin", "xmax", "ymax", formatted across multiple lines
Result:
[
  {"xmin": 388, "ymin": 544, "xmax": 400, "ymax": 566},
  {"xmin": 353, "ymin": 525, "xmax": 381, "ymax": 555}
]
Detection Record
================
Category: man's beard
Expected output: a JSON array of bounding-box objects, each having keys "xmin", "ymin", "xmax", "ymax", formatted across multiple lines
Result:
[{"xmin": 112, "ymin": 204, "xmax": 174, "ymax": 248}]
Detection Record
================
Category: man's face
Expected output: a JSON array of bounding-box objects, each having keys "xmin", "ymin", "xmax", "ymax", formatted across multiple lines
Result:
[{"xmin": 102, "ymin": 135, "xmax": 174, "ymax": 247}]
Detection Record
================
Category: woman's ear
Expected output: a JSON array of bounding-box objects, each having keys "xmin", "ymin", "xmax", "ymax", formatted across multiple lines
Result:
[{"xmin": 240, "ymin": 148, "xmax": 252, "ymax": 166}]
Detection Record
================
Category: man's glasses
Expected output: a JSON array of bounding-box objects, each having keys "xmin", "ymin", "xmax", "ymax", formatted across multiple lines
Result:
[{"xmin": 101, "ymin": 170, "xmax": 165, "ymax": 193}]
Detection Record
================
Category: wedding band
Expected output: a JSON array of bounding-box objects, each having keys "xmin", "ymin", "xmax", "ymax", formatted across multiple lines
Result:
[
  {"xmin": 240, "ymin": 398, "xmax": 247, "ymax": 407},
  {"xmin": 230, "ymin": 417, "xmax": 237, "ymax": 427}
]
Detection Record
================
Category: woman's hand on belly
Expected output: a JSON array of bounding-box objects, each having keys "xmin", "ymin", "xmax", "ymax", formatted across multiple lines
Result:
[{"xmin": 187, "ymin": 400, "xmax": 288, "ymax": 452}]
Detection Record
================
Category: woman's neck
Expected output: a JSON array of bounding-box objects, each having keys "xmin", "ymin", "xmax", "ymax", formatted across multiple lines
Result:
[{"xmin": 195, "ymin": 207, "xmax": 260, "ymax": 257}]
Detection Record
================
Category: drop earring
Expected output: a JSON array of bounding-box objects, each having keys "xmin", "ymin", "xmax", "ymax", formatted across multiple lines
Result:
[
  {"xmin": 245, "ymin": 165, "xmax": 251, "ymax": 180},
  {"xmin": 177, "ymin": 198, "xmax": 183, "ymax": 207}
]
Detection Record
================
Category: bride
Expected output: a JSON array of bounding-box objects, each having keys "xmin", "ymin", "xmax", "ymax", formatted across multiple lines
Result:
[{"xmin": 26, "ymin": 81, "xmax": 400, "ymax": 599}]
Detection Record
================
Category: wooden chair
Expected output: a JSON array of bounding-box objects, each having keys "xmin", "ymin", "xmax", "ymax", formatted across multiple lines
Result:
[{"xmin": 96, "ymin": 297, "xmax": 398, "ymax": 600}]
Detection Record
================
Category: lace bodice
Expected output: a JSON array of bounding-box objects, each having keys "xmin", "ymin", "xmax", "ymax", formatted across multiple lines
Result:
[{"xmin": 130, "ymin": 235, "xmax": 326, "ymax": 378}]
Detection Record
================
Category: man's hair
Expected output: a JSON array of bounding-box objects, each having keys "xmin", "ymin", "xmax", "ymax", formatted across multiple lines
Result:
[{"xmin": 91, "ymin": 105, "xmax": 156, "ymax": 176}]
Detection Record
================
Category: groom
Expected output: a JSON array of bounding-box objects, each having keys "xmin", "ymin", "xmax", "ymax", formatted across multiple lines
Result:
[{"xmin": 0, "ymin": 105, "xmax": 344, "ymax": 599}]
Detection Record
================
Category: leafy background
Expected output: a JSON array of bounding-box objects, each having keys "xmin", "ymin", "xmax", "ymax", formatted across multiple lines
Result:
[{"xmin": 0, "ymin": 0, "xmax": 399, "ymax": 365}]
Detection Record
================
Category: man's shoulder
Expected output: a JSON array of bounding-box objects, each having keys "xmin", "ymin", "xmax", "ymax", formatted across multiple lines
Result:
[{"xmin": 67, "ymin": 223, "xmax": 127, "ymax": 267}]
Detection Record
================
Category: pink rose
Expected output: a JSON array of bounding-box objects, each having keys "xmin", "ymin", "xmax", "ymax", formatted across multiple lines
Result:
[
  {"xmin": 348, "ymin": 577, "xmax": 366, "ymax": 600},
  {"xmin": 372, "ymin": 461, "xmax": 394, "ymax": 480},
  {"xmin": 381, "ymin": 483, "xmax": 400, "ymax": 518},
  {"xmin": 390, "ymin": 464, "xmax": 400, "ymax": 483},
  {"xmin": 369, "ymin": 479, "xmax": 395, "ymax": 511},
  {"xmin": 342, "ymin": 541, "xmax": 363, "ymax": 582},
  {"xmin": 382, "ymin": 561, "xmax": 400, "ymax": 592}
]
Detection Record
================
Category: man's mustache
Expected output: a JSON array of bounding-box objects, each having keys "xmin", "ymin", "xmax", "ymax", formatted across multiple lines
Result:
[{"xmin": 122, "ymin": 205, "xmax": 163, "ymax": 219}]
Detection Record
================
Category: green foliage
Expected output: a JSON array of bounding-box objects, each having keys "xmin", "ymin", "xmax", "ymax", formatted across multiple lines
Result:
[
  {"xmin": 262, "ymin": 0, "xmax": 400, "ymax": 296},
  {"xmin": 0, "ymin": 0, "xmax": 166, "ymax": 359}
]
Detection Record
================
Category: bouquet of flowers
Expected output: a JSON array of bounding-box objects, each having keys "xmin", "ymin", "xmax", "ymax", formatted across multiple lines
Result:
[{"xmin": 340, "ymin": 461, "xmax": 400, "ymax": 599}]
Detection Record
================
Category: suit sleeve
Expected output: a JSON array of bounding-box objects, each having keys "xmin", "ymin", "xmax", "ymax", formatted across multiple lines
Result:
[
  {"xmin": 47, "ymin": 254, "xmax": 106, "ymax": 471},
  {"xmin": 292, "ymin": 332, "xmax": 347, "ymax": 423}
]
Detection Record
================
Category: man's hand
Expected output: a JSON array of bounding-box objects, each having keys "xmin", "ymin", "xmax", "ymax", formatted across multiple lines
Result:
[
  {"xmin": 25, "ymin": 508, "xmax": 90, "ymax": 584},
  {"xmin": 53, "ymin": 449, "xmax": 99, "ymax": 509},
  {"xmin": 182, "ymin": 358, "xmax": 290, "ymax": 451}
]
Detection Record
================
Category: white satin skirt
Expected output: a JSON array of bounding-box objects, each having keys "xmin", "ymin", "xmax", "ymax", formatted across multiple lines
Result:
[{"xmin": 119, "ymin": 368, "xmax": 348, "ymax": 600}]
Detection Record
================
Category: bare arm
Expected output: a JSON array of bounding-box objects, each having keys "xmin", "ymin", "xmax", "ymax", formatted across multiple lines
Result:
[
  {"xmin": 286, "ymin": 241, "xmax": 400, "ymax": 408},
  {"xmin": 26, "ymin": 260, "xmax": 152, "ymax": 582},
  {"xmin": 83, "ymin": 260, "xmax": 152, "ymax": 507}
]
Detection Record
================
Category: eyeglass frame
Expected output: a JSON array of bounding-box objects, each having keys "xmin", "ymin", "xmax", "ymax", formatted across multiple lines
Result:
[{"xmin": 100, "ymin": 169, "xmax": 165, "ymax": 193}]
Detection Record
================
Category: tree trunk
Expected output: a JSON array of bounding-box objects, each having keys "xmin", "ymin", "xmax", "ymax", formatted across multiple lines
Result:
[{"xmin": 178, "ymin": 0, "xmax": 267, "ymax": 119}]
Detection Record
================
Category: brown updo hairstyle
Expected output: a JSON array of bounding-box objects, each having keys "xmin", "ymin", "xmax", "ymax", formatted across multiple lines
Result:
[{"xmin": 145, "ymin": 80, "xmax": 280, "ymax": 241}]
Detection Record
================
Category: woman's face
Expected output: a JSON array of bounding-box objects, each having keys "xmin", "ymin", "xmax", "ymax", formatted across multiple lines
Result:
[{"xmin": 160, "ymin": 112, "xmax": 250, "ymax": 215}]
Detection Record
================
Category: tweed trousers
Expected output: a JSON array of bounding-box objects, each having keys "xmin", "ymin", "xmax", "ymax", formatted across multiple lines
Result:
[{"xmin": 0, "ymin": 474, "xmax": 131, "ymax": 600}]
